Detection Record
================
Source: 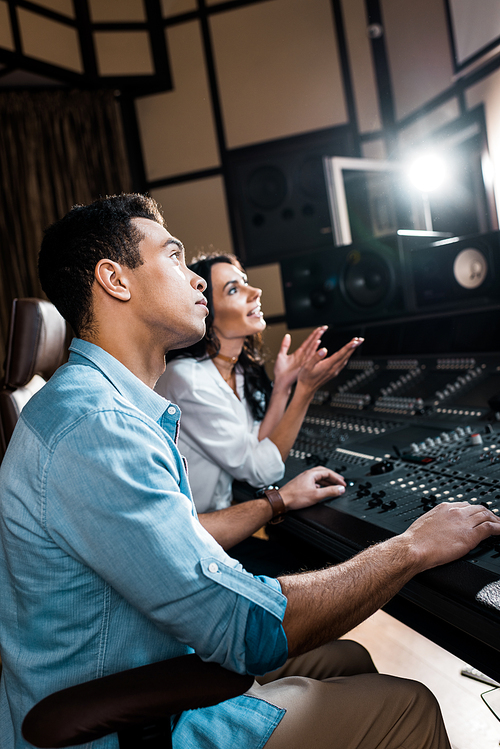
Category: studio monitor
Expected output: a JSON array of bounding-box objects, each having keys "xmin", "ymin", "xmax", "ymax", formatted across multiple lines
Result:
[
  {"xmin": 226, "ymin": 127, "xmax": 357, "ymax": 266},
  {"xmin": 407, "ymin": 230, "xmax": 500, "ymax": 312},
  {"xmin": 281, "ymin": 229, "xmax": 500, "ymax": 332},
  {"xmin": 281, "ymin": 233, "xmax": 409, "ymax": 330},
  {"xmin": 280, "ymin": 231, "xmax": 453, "ymax": 330}
]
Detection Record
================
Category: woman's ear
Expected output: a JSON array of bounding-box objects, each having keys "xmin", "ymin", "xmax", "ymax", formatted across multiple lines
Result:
[{"xmin": 94, "ymin": 259, "xmax": 131, "ymax": 301}]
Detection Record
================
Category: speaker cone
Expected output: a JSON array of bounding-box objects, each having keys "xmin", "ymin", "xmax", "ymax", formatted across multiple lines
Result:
[
  {"xmin": 342, "ymin": 251, "xmax": 392, "ymax": 307},
  {"xmin": 246, "ymin": 166, "xmax": 287, "ymax": 210},
  {"xmin": 453, "ymin": 248, "xmax": 488, "ymax": 289}
]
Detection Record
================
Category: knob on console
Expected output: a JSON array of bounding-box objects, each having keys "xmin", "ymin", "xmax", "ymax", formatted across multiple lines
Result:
[
  {"xmin": 488, "ymin": 392, "xmax": 500, "ymax": 412},
  {"xmin": 369, "ymin": 460, "xmax": 394, "ymax": 476},
  {"xmin": 381, "ymin": 501, "xmax": 397, "ymax": 512}
]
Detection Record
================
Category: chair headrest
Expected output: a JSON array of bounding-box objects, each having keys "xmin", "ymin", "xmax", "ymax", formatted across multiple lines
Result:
[{"xmin": 3, "ymin": 298, "xmax": 67, "ymax": 389}]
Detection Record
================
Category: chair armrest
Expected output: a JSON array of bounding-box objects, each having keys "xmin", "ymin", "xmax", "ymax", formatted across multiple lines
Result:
[{"xmin": 22, "ymin": 653, "xmax": 254, "ymax": 748}]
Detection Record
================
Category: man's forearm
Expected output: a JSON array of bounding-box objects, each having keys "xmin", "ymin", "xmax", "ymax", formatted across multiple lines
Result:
[
  {"xmin": 279, "ymin": 499, "xmax": 500, "ymax": 657},
  {"xmin": 279, "ymin": 535, "xmax": 420, "ymax": 656},
  {"xmin": 199, "ymin": 498, "xmax": 273, "ymax": 550}
]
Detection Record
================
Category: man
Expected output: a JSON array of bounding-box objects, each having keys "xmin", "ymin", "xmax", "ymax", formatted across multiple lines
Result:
[{"xmin": 0, "ymin": 194, "xmax": 498, "ymax": 749}]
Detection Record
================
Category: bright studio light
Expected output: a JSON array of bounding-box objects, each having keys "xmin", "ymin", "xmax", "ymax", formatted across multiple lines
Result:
[{"xmin": 407, "ymin": 152, "xmax": 448, "ymax": 193}]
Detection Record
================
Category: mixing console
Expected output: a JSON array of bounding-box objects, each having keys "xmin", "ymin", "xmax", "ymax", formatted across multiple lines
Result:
[
  {"xmin": 270, "ymin": 352, "xmax": 500, "ymax": 681},
  {"xmin": 282, "ymin": 353, "xmax": 500, "ymax": 577},
  {"xmin": 220, "ymin": 351, "xmax": 500, "ymax": 679}
]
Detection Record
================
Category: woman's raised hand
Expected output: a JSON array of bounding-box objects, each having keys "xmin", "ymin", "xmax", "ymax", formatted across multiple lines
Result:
[
  {"xmin": 297, "ymin": 337, "xmax": 364, "ymax": 395},
  {"xmin": 273, "ymin": 327, "xmax": 328, "ymax": 392}
]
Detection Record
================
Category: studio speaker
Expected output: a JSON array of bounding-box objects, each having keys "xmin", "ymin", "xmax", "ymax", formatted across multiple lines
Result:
[
  {"xmin": 281, "ymin": 230, "xmax": 500, "ymax": 331},
  {"xmin": 407, "ymin": 230, "xmax": 500, "ymax": 312},
  {"xmin": 281, "ymin": 233, "xmax": 411, "ymax": 330},
  {"xmin": 280, "ymin": 231, "xmax": 453, "ymax": 330},
  {"xmin": 226, "ymin": 127, "xmax": 357, "ymax": 265}
]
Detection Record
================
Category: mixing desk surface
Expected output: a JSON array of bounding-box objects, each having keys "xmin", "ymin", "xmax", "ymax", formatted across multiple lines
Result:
[{"xmin": 274, "ymin": 353, "xmax": 500, "ymax": 681}]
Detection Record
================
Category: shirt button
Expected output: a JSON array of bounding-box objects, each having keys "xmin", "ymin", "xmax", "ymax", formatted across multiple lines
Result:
[
  {"xmin": 167, "ymin": 406, "xmax": 176, "ymax": 415},
  {"xmin": 208, "ymin": 562, "xmax": 219, "ymax": 573}
]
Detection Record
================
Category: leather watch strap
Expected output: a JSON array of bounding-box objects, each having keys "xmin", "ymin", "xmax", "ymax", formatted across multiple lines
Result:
[{"xmin": 263, "ymin": 488, "xmax": 286, "ymax": 524}]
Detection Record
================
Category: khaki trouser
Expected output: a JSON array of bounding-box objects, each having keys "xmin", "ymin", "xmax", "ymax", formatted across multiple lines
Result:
[{"xmin": 250, "ymin": 640, "xmax": 451, "ymax": 749}]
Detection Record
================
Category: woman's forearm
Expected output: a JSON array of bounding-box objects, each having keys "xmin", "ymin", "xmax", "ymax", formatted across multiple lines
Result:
[
  {"xmin": 266, "ymin": 382, "xmax": 314, "ymax": 461},
  {"xmin": 258, "ymin": 383, "xmax": 291, "ymax": 440}
]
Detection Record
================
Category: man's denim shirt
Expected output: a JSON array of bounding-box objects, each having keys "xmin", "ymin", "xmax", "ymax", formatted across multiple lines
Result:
[{"xmin": 0, "ymin": 339, "xmax": 288, "ymax": 748}]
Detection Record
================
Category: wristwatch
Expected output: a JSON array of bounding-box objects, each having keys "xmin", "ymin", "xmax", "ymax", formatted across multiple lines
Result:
[{"xmin": 256, "ymin": 485, "xmax": 286, "ymax": 524}]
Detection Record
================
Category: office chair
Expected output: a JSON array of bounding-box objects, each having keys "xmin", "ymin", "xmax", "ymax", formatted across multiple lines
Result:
[
  {"xmin": 0, "ymin": 298, "xmax": 67, "ymax": 461},
  {"xmin": 22, "ymin": 653, "xmax": 254, "ymax": 748}
]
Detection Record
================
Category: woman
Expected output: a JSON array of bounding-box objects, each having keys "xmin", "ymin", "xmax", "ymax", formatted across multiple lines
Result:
[{"xmin": 155, "ymin": 253, "xmax": 363, "ymax": 514}]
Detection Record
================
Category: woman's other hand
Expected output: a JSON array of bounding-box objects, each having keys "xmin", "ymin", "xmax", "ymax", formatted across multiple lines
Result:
[
  {"xmin": 273, "ymin": 327, "xmax": 328, "ymax": 392},
  {"xmin": 297, "ymin": 337, "xmax": 364, "ymax": 395}
]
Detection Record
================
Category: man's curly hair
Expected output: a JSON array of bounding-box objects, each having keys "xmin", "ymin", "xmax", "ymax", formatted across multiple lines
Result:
[{"xmin": 38, "ymin": 193, "xmax": 163, "ymax": 337}]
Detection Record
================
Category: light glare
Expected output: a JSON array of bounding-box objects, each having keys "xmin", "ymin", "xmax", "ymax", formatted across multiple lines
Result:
[{"xmin": 408, "ymin": 153, "xmax": 448, "ymax": 193}]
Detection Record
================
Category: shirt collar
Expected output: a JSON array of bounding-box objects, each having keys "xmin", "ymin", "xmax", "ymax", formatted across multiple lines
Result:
[{"xmin": 68, "ymin": 338, "xmax": 180, "ymax": 425}]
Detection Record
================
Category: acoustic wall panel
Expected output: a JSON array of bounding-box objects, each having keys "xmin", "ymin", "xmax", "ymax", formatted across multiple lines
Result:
[
  {"xmin": 95, "ymin": 32, "xmax": 154, "ymax": 76},
  {"xmin": 466, "ymin": 70, "xmax": 500, "ymax": 227},
  {"xmin": 210, "ymin": 0, "xmax": 347, "ymax": 148},
  {"xmin": 18, "ymin": 8, "xmax": 83, "ymax": 72},
  {"xmin": 89, "ymin": 0, "xmax": 146, "ymax": 22},
  {"xmin": 161, "ymin": 0, "xmax": 196, "ymax": 17},
  {"xmin": 151, "ymin": 176, "xmax": 233, "ymax": 260},
  {"xmin": 34, "ymin": 0, "xmax": 74, "ymax": 17},
  {"xmin": 398, "ymin": 99, "xmax": 461, "ymax": 151},
  {"xmin": 447, "ymin": 0, "xmax": 500, "ymax": 70},
  {"xmin": 381, "ymin": 0, "xmax": 453, "ymax": 121},
  {"xmin": 135, "ymin": 21, "xmax": 219, "ymax": 181},
  {"xmin": 361, "ymin": 140, "xmax": 387, "ymax": 160},
  {"xmin": 0, "ymin": 2, "xmax": 14, "ymax": 51},
  {"xmin": 341, "ymin": 0, "xmax": 381, "ymax": 134}
]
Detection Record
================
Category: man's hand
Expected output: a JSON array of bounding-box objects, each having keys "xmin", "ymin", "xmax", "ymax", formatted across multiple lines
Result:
[
  {"xmin": 273, "ymin": 327, "xmax": 327, "ymax": 392},
  {"xmin": 401, "ymin": 501, "xmax": 500, "ymax": 573},
  {"xmin": 280, "ymin": 497, "xmax": 500, "ymax": 656},
  {"xmin": 279, "ymin": 466, "xmax": 346, "ymax": 512},
  {"xmin": 296, "ymin": 337, "xmax": 364, "ymax": 395}
]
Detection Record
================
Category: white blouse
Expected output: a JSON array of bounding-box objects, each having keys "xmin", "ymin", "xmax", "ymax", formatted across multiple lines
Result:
[{"xmin": 155, "ymin": 357, "xmax": 285, "ymax": 513}]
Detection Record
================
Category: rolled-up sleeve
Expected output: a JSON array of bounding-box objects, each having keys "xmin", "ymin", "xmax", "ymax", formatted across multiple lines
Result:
[
  {"xmin": 160, "ymin": 360, "xmax": 284, "ymax": 488},
  {"xmin": 44, "ymin": 408, "xmax": 288, "ymax": 675}
]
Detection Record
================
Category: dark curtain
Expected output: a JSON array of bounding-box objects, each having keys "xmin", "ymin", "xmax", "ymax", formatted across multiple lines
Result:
[{"xmin": 0, "ymin": 88, "xmax": 132, "ymax": 361}]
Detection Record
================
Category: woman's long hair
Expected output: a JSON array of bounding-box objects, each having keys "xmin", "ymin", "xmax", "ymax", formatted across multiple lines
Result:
[{"xmin": 167, "ymin": 253, "xmax": 272, "ymax": 421}]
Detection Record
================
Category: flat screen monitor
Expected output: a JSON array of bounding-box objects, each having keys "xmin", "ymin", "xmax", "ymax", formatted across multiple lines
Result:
[
  {"xmin": 324, "ymin": 112, "xmax": 496, "ymax": 249},
  {"xmin": 323, "ymin": 156, "xmax": 427, "ymax": 247}
]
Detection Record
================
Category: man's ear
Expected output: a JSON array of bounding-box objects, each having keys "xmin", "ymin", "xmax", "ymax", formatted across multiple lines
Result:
[{"xmin": 94, "ymin": 260, "xmax": 131, "ymax": 301}]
